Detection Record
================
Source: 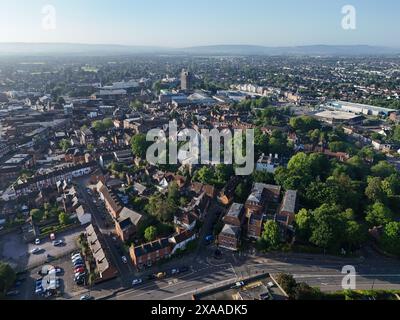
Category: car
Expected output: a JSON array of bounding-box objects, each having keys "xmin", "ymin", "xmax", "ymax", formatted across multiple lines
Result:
[
  {"xmin": 6, "ymin": 290, "xmax": 20, "ymax": 296},
  {"xmin": 75, "ymin": 271, "xmax": 86, "ymax": 278},
  {"xmin": 72, "ymin": 258, "xmax": 84, "ymax": 264},
  {"xmin": 132, "ymin": 279, "xmax": 143, "ymax": 286},
  {"xmin": 121, "ymin": 256, "xmax": 128, "ymax": 264},
  {"xmin": 179, "ymin": 266, "xmax": 189, "ymax": 273},
  {"xmin": 76, "ymin": 278, "xmax": 85, "ymax": 286},
  {"xmin": 71, "ymin": 255, "xmax": 82, "ymax": 262},
  {"xmin": 72, "ymin": 254, "xmax": 83, "ymax": 261},
  {"xmin": 80, "ymin": 294, "xmax": 93, "ymax": 301},
  {"xmin": 35, "ymin": 238, "xmax": 41, "ymax": 245},
  {"xmin": 267, "ymin": 282, "xmax": 275, "ymax": 288},
  {"xmin": 30, "ymin": 247, "xmax": 42, "ymax": 254},
  {"xmin": 75, "ymin": 267, "xmax": 85, "ymax": 274},
  {"xmin": 52, "ymin": 240, "xmax": 64, "ymax": 246},
  {"xmin": 73, "ymin": 258, "xmax": 84, "ymax": 264},
  {"xmin": 48, "ymin": 268, "xmax": 63, "ymax": 275},
  {"xmin": 71, "ymin": 252, "xmax": 81, "ymax": 258},
  {"xmin": 171, "ymin": 269, "xmax": 179, "ymax": 275},
  {"xmin": 156, "ymin": 272, "xmax": 166, "ymax": 279},
  {"xmin": 231, "ymin": 281, "xmax": 245, "ymax": 289}
]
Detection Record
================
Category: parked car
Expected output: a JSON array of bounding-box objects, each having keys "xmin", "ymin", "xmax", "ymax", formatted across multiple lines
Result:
[
  {"xmin": 6, "ymin": 290, "xmax": 20, "ymax": 297},
  {"xmin": 52, "ymin": 240, "xmax": 64, "ymax": 246},
  {"xmin": 71, "ymin": 252, "xmax": 81, "ymax": 258},
  {"xmin": 80, "ymin": 294, "xmax": 93, "ymax": 301},
  {"xmin": 121, "ymin": 256, "xmax": 128, "ymax": 264},
  {"xmin": 75, "ymin": 271, "xmax": 86, "ymax": 278},
  {"xmin": 171, "ymin": 269, "xmax": 179, "ymax": 275},
  {"xmin": 179, "ymin": 266, "xmax": 189, "ymax": 274},
  {"xmin": 72, "ymin": 258, "xmax": 84, "ymax": 265},
  {"xmin": 132, "ymin": 279, "xmax": 143, "ymax": 286},
  {"xmin": 75, "ymin": 267, "xmax": 85, "ymax": 274},
  {"xmin": 35, "ymin": 238, "xmax": 41, "ymax": 245},
  {"xmin": 267, "ymin": 282, "xmax": 275, "ymax": 288},
  {"xmin": 30, "ymin": 247, "xmax": 42, "ymax": 254}
]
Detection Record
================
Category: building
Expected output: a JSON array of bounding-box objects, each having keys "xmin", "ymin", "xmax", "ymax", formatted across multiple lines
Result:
[
  {"xmin": 245, "ymin": 183, "xmax": 282, "ymax": 239},
  {"xmin": 12, "ymin": 162, "xmax": 96, "ymax": 198},
  {"xmin": 115, "ymin": 207, "xmax": 143, "ymax": 242},
  {"xmin": 80, "ymin": 128, "xmax": 95, "ymax": 145},
  {"xmin": 218, "ymin": 224, "xmax": 241, "ymax": 251},
  {"xmin": 324, "ymin": 100, "xmax": 396, "ymax": 117},
  {"xmin": 96, "ymin": 181, "xmax": 123, "ymax": 218},
  {"xmin": 181, "ymin": 69, "xmax": 194, "ymax": 91},
  {"xmin": 256, "ymin": 154, "xmax": 281, "ymax": 174},
  {"xmin": 130, "ymin": 238, "xmax": 172, "ymax": 270},
  {"xmin": 169, "ymin": 230, "xmax": 197, "ymax": 254},
  {"xmin": 276, "ymin": 190, "xmax": 298, "ymax": 228},
  {"xmin": 86, "ymin": 224, "xmax": 118, "ymax": 281},
  {"xmin": 223, "ymin": 203, "xmax": 245, "ymax": 227},
  {"xmin": 315, "ymin": 110, "xmax": 364, "ymax": 125}
]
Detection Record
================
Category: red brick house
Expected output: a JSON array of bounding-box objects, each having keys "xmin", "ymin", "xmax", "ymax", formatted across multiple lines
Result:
[{"xmin": 130, "ymin": 238, "xmax": 172, "ymax": 270}]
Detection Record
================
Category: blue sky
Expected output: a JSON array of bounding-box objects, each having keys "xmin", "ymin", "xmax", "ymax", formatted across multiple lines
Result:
[{"xmin": 0, "ymin": 0, "xmax": 399, "ymax": 47}]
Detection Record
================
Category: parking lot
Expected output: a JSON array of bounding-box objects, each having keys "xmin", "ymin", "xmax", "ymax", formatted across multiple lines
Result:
[{"xmin": 0, "ymin": 226, "xmax": 85, "ymax": 271}]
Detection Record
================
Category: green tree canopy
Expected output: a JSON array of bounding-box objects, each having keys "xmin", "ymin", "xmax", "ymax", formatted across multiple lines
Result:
[
  {"xmin": 0, "ymin": 262, "xmax": 16, "ymax": 297},
  {"xmin": 261, "ymin": 221, "xmax": 281, "ymax": 250},
  {"xmin": 144, "ymin": 226, "xmax": 158, "ymax": 242}
]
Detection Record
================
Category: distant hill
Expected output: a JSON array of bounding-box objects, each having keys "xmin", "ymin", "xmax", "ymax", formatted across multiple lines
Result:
[
  {"xmin": 179, "ymin": 44, "xmax": 400, "ymax": 56},
  {"xmin": 0, "ymin": 43, "xmax": 398, "ymax": 56}
]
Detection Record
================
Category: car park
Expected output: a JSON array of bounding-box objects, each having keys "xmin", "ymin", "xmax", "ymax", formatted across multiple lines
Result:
[{"xmin": 132, "ymin": 279, "xmax": 143, "ymax": 286}]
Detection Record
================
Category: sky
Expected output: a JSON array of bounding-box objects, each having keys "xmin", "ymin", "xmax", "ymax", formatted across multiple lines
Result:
[{"xmin": 0, "ymin": 0, "xmax": 399, "ymax": 47}]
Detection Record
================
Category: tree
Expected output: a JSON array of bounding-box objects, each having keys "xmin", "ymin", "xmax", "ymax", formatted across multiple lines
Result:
[
  {"xmin": 366, "ymin": 202, "xmax": 393, "ymax": 227},
  {"xmin": 309, "ymin": 204, "xmax": 344, "ymax": 252},
  {"xmin": 194, "ymin": 166, "xmax": 214, "ymax": 185},
  {"xmin": 59, "ymin": 212, "xmax": 69, "ymax": 225},
  {"xmin": 144, "ymin": 226, "xmax": 158, "ymax": 242},
  {"xmin": 276, "ymin": 273, "xmax": 297, "ymax": 298},
  {"xmin": 365, "ymin": 177, "xmax": 385, "ymax": 203},
  {"xmin": 380, "ymin": 222, "xmax": 400, "ymax": 256},
  {"xmin": 344, "ymin": 220, "xmax": 366, "ymax": 250},
  {"xmin": 0, "ymin": 262, "xmax": 16, "ymax": 297},
  {"xmin": 295, "ymin": 209, "xmax": 312, "ymax": 241},
  {"xmin": 130, "ymin": 134, "xmax": 150, "ymax": 159},
  {"xmin": 261, "ymin": 221, "xmax": 281, "ymax": 250},
  {"xmin": 167, "ymin": 182, "xmax": 180, "ymax": 206},
  {"xmin": 30, "ymin": 209, "xmax": 44, "ymax": 222},
  {"xmin": 146, "ymin": 194, "xmax": 175, "ymax": 223},
  {"xmin": 371, "ymin": 161, "xmax": 396, "ymax": 178},
  {"xmin": 294, "ymin": 282, "xmax": 320, "ymax": 300},
  {"xmin": 59, "ymin": 139, "xmax": 71, "ymax": 152},
  {"xmin": 382, "ymin": 174, "xmax": 400, "ymax": 197}
]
